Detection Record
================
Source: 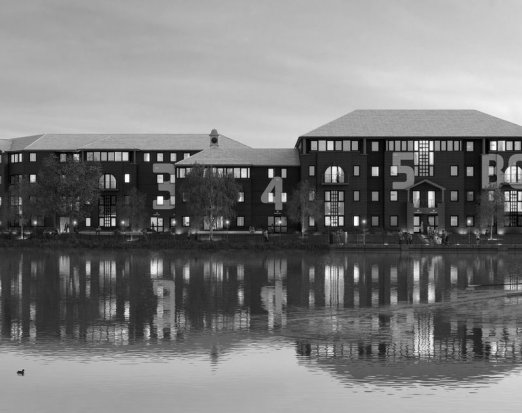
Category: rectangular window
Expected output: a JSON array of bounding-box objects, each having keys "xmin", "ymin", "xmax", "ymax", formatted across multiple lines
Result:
[
  {"xmin": 157, "ymin": 196, "xmax": 164, "ymax": 206},
  {"xmin": 428, "ymin": 191, "xmax": 435, "ymax": 208},
  {"xmin": 390, "ymin": 165, "xmax": 398, "ymax": 176},
  {"xmin": 30, "ymin": 153, "xmax": 36, "ymax": 162},
  {"xmin": 268, "ymin": 193, "xmax": 274, "ymax": 203},
  {"xmin": 85, "ymin": 217, "xmax": 91, "ymax": 227},
  {"xmin": 371, "ymin": 166, "xmax": 379, "ymax": 177},
  {"xmin": 466, "ymin": 191, "xmax": 474, "ymax": 202},
  {"xmin": 308, "ymin": 190, "xmax": 315, "ymax": 201},
  {"xmin": 466, "ymin": 216, "xmax": 474, "ymax": 227},
  {"xmin": 157, "ymin": 153, "xmax": 163, "ymax": 162},
  {"xmin": 353, "ymin": 190, "xmax": 360, "ymax": 202},
  {"xmin": 60, "ymin": 154, "xmax": 67, "ymax": 162},
  {"xmin": 238, "ymin": 192, "xmax": 244, "ymax": 202},
  {"xmin": 124, "ymin": 174, "xmax": 130, "ymax": 183},
  {"xmin": 450, "ymin": 190, "xmax": 458, "ymax": 201},
  {"xmin": 170, "ymin": 153, "xmax": 177, "ymax": 162},
  {"xmin": 170, "ymin": 174, "xmax": 175, "ymax": 182},
  {"xmin": 450, "ymin": 215, "xmax": 458, "ymax": 227},
  {"xmin": 450, "ymin": 165, "xmax": 458, "ymax": 176},
  {"xmin": 170, "ymin": 195, "xmax": 175, "ymax": 206},
  {"xmin": 390, "ymin": 215, "xmax": 398, "ymax": 227},
  {"xmin": 488, "ymin": 166, "xmax": 495, "ymax": 176},
  {"xmin": 390, "ymin": 190, "xmax": 398, "ymax": 201},
  {"xmin": 157, "ymin": 175, "xmax": 164, "ymax": 183},
  {"xmin": 324, "ymin": 190, "xmax": 345, "ymax": 227},
  {"xmin": 281, "ymin": 168, "xmax": 287, "ymax": 178},
  {"xmin": 311, "ymin": 141, "xmax": 318, "ymax": 151},
  {"xmin": 309, "ymin": 166, "xmax": 315, "ymax": 176},
  {"xmin": 184, "ymin": 153, "xmax": 190, "ymax": 159},
  {"xmin": 371, "ymin": 141, "xmax": 379, "ymax": 151},
  {"xmin": 466, "ymin": 166, "xmax": 474, "ymax": 177},
  {"xmin": 353, "ymin": 165, "xmax": 360, "ymax": 176},
  {"xmin": 371, "ymin": 191, "xmax": 379, "ymax": 202},
  {"xmin": 371, "ymin": 216, "xmax": 379, "ymax": 227},
  {"xmin": 466, "ymin": 141, "xmax": 474, "ymax": 152},
  {"xmin": 183, "ymin": 216, "xmax": 190, "ymax": 227},
  {"xmin": 268, "ymin": 168, "xmax": 274, "ymax": 178},
  {"xmin": 308, "ymin": 216, "xmax": 315, "ymax": 227},
  {"xmin": 73, "ymin": 153, "xmax": 80, "ymax": 162},
  {"xmin": 144, "ymin": 153, "xmax": 150, "ymax": 162},
  {"xmin": 353, "ymin": 216, "xmax": 360, "ymax": 227},
  {"xmin": 237, "ymin": 216, "xmax": 245, "ymax": 227},
  {"xmin": 29, "ymin": 174, "xmax": 36, "ymax": 183},
  {"xmin": 412, "ymin": 190, "xmax": 420, "ymax": 208}
]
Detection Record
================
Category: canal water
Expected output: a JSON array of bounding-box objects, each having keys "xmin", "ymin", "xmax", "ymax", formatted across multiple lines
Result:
[{"xmin": 1, "ymin": 249, "xmax": 522, "ymax": 412}]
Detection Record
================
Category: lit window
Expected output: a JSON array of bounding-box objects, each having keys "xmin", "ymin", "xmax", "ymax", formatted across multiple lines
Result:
[
  {"xmin": 309, "ymin": 190, "xmax": 315, "ymax": 201},
  {"xmin": 183, "ymin": 153, "xmax": 190, "ymax": 159},
  {"xmin": 353, "ymin": 165, "xmax": 360, "ymax": 176},
  {"xmin": 353, "ymin": 190, "xmax": 360, "ymax": 201},
  {"xmin": 268, "ymin": 168, "xmax": 274, "ymax": 178},
  {"xmin": 466, "ymin": 166, "xmax": 474, "ymax": 177},
  {"xmin": 488, "ymin": 166, "xmax": 495, "ymax": 176},
  {"xmin": 282, "ymin": 192, "xmax": 287, "ymax": 203},
  {"xmin": 371, "ymin": 141, "xmax": 379, "ymax": 151},
  {"xmin": 281, "ymin": 168, "xmax": 287, "ymax": 178},
  {"xmin": 144, "ymin": 153, "xmax": 150, "ymax": 162},
  {"xmin": 170, "ymin": 174, "xmax": 175, "ymax": 182},
  {"xmin": 309, "ymin": 216, "xmax": 315, "ymax": 227},
  {"xmin": 237, "ymin": 216, "xmax": 245, "ymax": 227},
  {"xmin": 390, "ymin": 215, "xmax": 398, "ymax": 226},
  {"xmin": 450, "ymin": 191, "xmax": 458, "ymax": 201},
  {"xmin": 308, "ymin": 166, "xmax": 315, "ymax": 176},
  {"xmin": 170, "ymin": 153, "xmax": 177, "ymax": 162},
  {"xmin": 450, "ymin": 165, "xmax": 458, "ymax": 176},
  {"xmin": 371, "ymin": 191, "xmax": 379, "ymax": 202},
  {"xmin": 99, "ymin": 174, "xmax": 117, "ymax": 189},
  {"xmin": 60, "ymin": 154, "xmax": 67, "ymax": 162},
  {"xmin": 466, "ymin": 191, "xmax": 474, "ymax": 202},
  {"xmin": 73, "ymin": 154, "xmax": 80, "ymax": 162},
  {"xmin": 390, "ymin": 166, "xmax": 398, "ymax": 176},
  {"xmin": 30, "ymin": 153, "xmax": 36, "ymax": 162},
  {"xmin": 157, "ymin": 196, "xmax": 164, "ymax": 205},
  {"xmin": 450, "ymin": 215, "xmax": 458, "ymax": 227},
  {"xmin": 183, "ymin": 216, "xmax": 190, "ymax": 227},
  {"xmin": 268, "ymin": 193, "xmax": 274, "ymax": 203},
  {"xmin": 466, "ymin": 216, "xmax": 474, "ymax": 227},
  {"xmin": 157, "ymin": 175, "xmax": 164, "ymax": 184},
  {"xmin": 157, "ymin": 153, "xmax": 163, "ymax": 162},
  {"xmin": 238, "ymin": 192, "xmax": 244, "ymax": 202},
  {"xmin": 124, "ymin": 174, "xmax": 130, "ymax": 183},
  {"xmin": 85, "ymin": 218, "xmax": 91, "ymax": 227},
  {"xmin": 466, "ymin": 141, "xmax": 474, "ymax": 152},
  {"xmin": 170, "ymin": 195, "xmax": 175, "ymax": 206},
  {"xmin": 29, "ymin": 174, "xmax": 36, "ymax": 183},
  {"xmin": 324, "ymin": 166, "xmax": 345, "ymax": 183},
  {"xmin": 390, "ymin": 191, "xmax": 397, "ymax": 201},
  {"xmin": 353, "ymin": 216, "xmax": 360, "ymax": 227},
  {"xmin": 371, "ymin": 166, "xmax": 380, "ymax": 177}
]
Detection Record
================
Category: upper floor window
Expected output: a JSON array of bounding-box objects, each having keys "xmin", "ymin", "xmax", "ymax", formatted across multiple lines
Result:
[
  {"xmin": 144, "ymin": 153, "xmax": 150, "ymax": 162},
  {"xmin": 170, "ymin": 153, "xmax": 177, "ymax": 162},
  {"xmin": 504, "ymin": 166, "xmax": 522, "ymax": 184},
  {"xmin": 157, "ymin": 153, "xmax": 164, "ymax": 162},
  {"xmin": 268, "ymin": 168, "xmax": 274, "ymax": 178},
  {"xmin": 308, "ymin": 166, "xmax": 315, "ymax": 176},
  {"xmin": 324, "ymin": 166, "xmax": 345, "ymax": 183},
  {"xmin": 99, "ymin": 174, "xmax": 117, "ymax": 190},
  {"xmin": 10, "ymin": 153, "xmax": 22, "ymax": 163},
  {"xmin": 371, "ymin": 166, "xmax": 380, "ymax": 177},
  {"xmin": 86, "ymin": 151, "xmax": 130, "ymax": 162},
  {"xmin": 29, "ymin": 153, "xmax": 36, "ymax": 162},
  {"xmin": 60, "ymin": 154, "xmax": 67, "ymax": 162},
  {"xmin": 281, "ymin": 168, "xmax": 287, "ymax": 178}
]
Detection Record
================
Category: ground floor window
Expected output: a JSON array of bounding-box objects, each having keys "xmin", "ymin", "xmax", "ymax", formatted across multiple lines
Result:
[
  {"xmin": 268, "ymin": 216, "xmax": 287, "ymax": 233},
  {"xmin": 150, "ymin": 216, "xmax": 164, "ymax": 232},
  {"xmin": 99, "ymin": 195, "xmax": 117, "ymax": 228},
  {"xmin": 236, "ymin": 216, "xmax": 245, "ymax": 227}
]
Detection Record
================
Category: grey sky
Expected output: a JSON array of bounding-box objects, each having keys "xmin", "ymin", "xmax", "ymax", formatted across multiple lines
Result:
[{"xmin": 1, "ymin": 0, "xmax": 522, "ymax": 147}]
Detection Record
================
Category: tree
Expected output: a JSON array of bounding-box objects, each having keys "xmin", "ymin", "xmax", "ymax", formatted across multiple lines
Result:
[
  {"xmin": 180, "ymin": 164, "xmax": 241, "ymax": 240},
  {"xmin": 286, "ymin": 180, "xmax": 323, "ymax": 237},
  {"xmin": 117, "ymin": 188, "xmax": 148, "ymax": 232},
  {"xmin": 478, "ymin": 185, "xmax": 504, "ymax": 239},
  {"xmin": 6, "ymin": 176, "xmax": 39, "ymax": 237},
  {"xmin": 35, "ymin": 155, "xmax": 102, "ymax": 229}
]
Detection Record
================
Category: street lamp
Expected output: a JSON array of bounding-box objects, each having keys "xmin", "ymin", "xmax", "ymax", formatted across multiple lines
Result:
[
  {"xmin": 225, "ymin": 219, "xmax": 230, "ymax": 239},
  {"xmin": 362, "ymin": 218, "xmax": 367, "ymax": 246},
  {"xmin": 467, "ymin": 218, "xmax": 472, "ymax": 244}
]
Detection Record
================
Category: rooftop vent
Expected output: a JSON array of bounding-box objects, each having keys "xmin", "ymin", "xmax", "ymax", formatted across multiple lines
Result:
[{"xmin": 210, "ymin": 129, "xmax": 219, "ymax": 147}]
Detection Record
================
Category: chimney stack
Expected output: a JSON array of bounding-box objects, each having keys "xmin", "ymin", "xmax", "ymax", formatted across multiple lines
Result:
[{"xmin": 210, "ymin": 129, "xmax": 219, "ymax": 147}]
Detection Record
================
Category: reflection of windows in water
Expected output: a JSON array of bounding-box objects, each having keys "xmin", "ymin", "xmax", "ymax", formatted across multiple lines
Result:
[{"xmin": 324, "ymin": 265, "xmax": 344, "ymax": 307}]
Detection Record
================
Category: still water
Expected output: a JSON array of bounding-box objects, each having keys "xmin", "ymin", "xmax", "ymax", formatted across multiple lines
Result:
[{"xmin": 1, "ymin": 249, "xmax": 522, "ymax": 412}]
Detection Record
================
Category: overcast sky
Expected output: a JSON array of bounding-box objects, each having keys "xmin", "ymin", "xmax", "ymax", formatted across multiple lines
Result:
[{"xmin": 1, "ymin": 0, "xmax": 522, "ymax": 147}]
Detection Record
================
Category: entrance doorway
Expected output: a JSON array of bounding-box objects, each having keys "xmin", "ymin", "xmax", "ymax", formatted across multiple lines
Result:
[{"xmin": 414, "ymin": 214, "xmax": 438, "ymax": 234}]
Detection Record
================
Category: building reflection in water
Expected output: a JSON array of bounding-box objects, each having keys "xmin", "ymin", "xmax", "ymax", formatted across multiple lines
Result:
[{"xmin": 1, "ymin": 250, "xmax": 522, "ymax": 381}]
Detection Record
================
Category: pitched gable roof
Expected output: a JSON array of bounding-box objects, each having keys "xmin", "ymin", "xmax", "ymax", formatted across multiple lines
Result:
[
  {"xmin": 176, "ymin": 147, "xmax": 300, "ymax": 167},
  {"xmin": 301, "ymin": 110, "xmax": 522, "ymax": 138},
  {"xmin": 6, "ymin": 133, "xmax": 250, "ymax": 151}
]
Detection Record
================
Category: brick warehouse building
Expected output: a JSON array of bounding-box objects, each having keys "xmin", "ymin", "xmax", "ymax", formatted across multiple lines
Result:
[{"xmin": 2, "ymin": 109, "xmax": 522, "ymax": 235}]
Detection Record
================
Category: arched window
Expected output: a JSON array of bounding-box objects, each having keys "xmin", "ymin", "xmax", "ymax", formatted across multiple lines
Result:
[
  {"xmin": 324, "ymin": 166, "xmax": 345, "ymax": 183},
  {"xmin": 504, "ymin": 166, "xmax": 522, "ymax": 184},
  {"xmin": 99, "ymin": 174, "xmax": 117, "ymax": 190}
]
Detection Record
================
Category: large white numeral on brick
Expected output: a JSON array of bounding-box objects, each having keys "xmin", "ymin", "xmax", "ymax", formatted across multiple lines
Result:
[
  {"xmin": 261, "ymin": 177, "xmax": 283, "ymax": 211},
  {"xmin": 153, "ymin": 163, "xmax": 175, "ymax": 210},
  {"xmin": 392, "ymin": 152, "xmax": 415, "ymax": 190}
]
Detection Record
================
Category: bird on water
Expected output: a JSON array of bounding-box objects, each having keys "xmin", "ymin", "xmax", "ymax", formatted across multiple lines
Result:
[{"xmin": 17, "ymin": 369, "xmax": 24, "ymax": 376}]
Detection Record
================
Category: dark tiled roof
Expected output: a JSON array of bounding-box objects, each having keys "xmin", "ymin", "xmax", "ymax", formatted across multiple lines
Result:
[
  {"xmin": 5, "ymin": 133, "xmax": 250, "ymax": 151},
  {"xmin": 176, "ymin": 147, "xmax": 300, "ymax": 167},
  {"xmin": 301, "ymin": 110, "xmax": 522, "ymax": 138}
]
